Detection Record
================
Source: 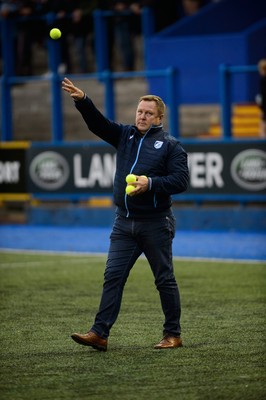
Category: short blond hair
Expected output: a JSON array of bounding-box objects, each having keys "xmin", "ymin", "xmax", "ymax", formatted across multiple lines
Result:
[
  {"xmin": 138, "ymin": 95, "xmax": 165, "ymax": 118},
  {"xmin": 258, "ymin": 59, "xmax": 266, "ymax": 76}
]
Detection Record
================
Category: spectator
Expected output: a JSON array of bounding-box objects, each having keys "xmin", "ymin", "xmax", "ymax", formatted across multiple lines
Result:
[
  {"xmin": 257, "ymin": 58, "xmax": 266, "ymax": 138},
  {"xmin": 0, "ymin": 0, "xmax": 19, "ymax": 16},
  {"xmin": 71, "ymin": 0, "xmax": 98, "ymax": 73},
  {"xmin": 98, "ymin": 1, "xmax": 142, "ymax": 71},
  {"xmin": 0, "ymin": 0, "xmax": 35, "ymax": 76},
  {"xmin": 47, "ymin": 0, "xmax": 98, "ymax": 74},
  {"xmin": 181, "ymin": 0, "xmax": 203, "ymax": 16},
  {"xmin": 32, "ymin": 0, "xmax": 50, "ymax": 47}
]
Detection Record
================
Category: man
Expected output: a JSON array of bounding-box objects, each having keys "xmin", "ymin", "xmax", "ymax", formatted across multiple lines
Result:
[{"xmin": 62, "ymin": 77, "xmax": 189, "ymax": 351}]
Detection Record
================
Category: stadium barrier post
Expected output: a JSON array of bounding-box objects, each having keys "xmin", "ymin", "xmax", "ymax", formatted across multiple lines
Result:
[
  {"xmin": 103, "ymin": 70, "xmax": 115, "ymax": 121},
  {"xmin": 1, "ymin": 18, "xmax": 14, "ymax": 141},
  {"xmin": 166, "ymin": 67, "xmax": 179, "ymax": 138},
  {"xmin": 93, "ymin": 9, "xmax": 109, "ymax": 74},
  {"xmin": 219, "ymin": 63, "xmax": 232, "ymax": 138},
  {"xmin": 141, "ymin": 7, "xmax": 155, "ymax": 68}
]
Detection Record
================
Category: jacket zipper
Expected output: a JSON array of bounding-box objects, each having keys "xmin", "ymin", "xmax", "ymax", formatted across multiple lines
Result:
[
  {"xmin": 153, "ymin": 194, "xmax": 157, "ymax": 208},
  {"xmin": 125, "ymin": 135, "xmax": 146, "ymax": 218}
]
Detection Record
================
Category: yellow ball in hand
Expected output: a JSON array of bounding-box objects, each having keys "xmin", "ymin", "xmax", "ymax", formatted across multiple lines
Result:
[
  {"xmin": 126, "ymin": 174, "xmax": 137, "ymax": 183},
  {"xmin": 50, "ymin": 28, "xmax": 61, "ymax": 40},
  {"xmin": 125, "ymin": 185, "xmax": 135, "ymax": 195}
]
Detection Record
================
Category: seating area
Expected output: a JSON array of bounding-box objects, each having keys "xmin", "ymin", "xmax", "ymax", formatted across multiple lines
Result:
[{"xmin": 208, "ymin": 103, "xmax": 261, "ymax": 138}]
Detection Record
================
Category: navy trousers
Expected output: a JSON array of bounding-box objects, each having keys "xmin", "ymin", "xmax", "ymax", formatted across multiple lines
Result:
[{"xmin": 91, "ymin": 213, "xmax": 181, "ymax": 339}]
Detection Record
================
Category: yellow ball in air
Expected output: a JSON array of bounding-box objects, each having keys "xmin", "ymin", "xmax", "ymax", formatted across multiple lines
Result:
[{"xmin": 50, "ymin": 28, "xmax": 61, "ymax": 40}]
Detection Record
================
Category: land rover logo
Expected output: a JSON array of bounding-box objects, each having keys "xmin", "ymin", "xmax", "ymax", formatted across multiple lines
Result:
[
  {"xmin": 230, "ymin": 149, "xmax": 266, "ymax": 191},
  {"xmin": 30, "ymin": 151, "xmax": 69, "ymax": 190}
]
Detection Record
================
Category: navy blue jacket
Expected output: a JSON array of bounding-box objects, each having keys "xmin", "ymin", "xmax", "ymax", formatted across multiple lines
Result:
[{"xmin": 75, "ymin": 96, "xmax": 189, "ymax": 218}]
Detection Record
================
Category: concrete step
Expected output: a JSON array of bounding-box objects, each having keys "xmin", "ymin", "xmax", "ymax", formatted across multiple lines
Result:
[
  {"xmin": 208, "ymin": 103, "xmax": 261, "ymax": 138},
  {"xmin": 10, "ymin": 80, "xmax": 221, "ymax": 141}
]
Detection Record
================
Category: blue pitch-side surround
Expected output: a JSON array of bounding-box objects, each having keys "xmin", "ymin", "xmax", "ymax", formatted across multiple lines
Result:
[
  {"xmin": 25, "ymin": 206, "xmax": 266, "ymax": 233},
  {"xmin": 0, "ymin": 225, "xmax": 265, "ymax": 261}
]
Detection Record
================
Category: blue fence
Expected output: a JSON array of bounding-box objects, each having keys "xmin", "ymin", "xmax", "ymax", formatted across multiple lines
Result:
[
  {"xmin": 1, "ymin": 67, "xmax": 179, "ymax": 143},
  {"xmin": 0, "ymin": 11, "xmax": 262, "ymax": 142},
  {"xmin": 219, "ymin": 64, "xmax": 259, "ymax": 138}
]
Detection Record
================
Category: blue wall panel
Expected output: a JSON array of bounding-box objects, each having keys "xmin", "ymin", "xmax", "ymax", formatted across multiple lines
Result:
[
  {"xmin": 26, "ymin": 205, "xmax": 266, "ymax": 232},
  {"xmin": 147, "ymin": 34, "xmax": 249, "ymax": 103},
  {"xmin": 159, "ymin": 0, "xmax": 266, "ymax": 37},
  {"xmin": 146, "ymin": 0, "xmax": 266, "ymax": 104}
]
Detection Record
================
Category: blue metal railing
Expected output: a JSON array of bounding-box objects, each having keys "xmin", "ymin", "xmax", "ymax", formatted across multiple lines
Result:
[
  {"xmin": 0, "ymin": 12, "xmax": 261, "ymax": 143},
  {"xmin": 219, "ymin": 64, "xmax": 258, "ymax": 138},
  {"xmin": 0, "ymin": 10, "xmax": 181, "ymax": 142},
  {"xmin": 0, "ymin": 68, "xmax": 179, "ymax": 142}
]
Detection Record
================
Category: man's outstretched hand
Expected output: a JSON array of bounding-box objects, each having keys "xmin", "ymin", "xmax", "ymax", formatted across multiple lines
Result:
[{"xmin": 62, "ymin": 77, "xmax": 85, "ymax": 101}]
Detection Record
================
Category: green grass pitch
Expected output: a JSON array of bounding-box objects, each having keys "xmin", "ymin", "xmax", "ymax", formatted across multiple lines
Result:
[{"xmin": 0, "ymin": 252, "xmax": 265, "ymax": 400}]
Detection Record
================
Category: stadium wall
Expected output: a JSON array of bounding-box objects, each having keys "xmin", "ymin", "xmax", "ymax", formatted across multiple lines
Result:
[
  {"xmin": 26, "ymin": 204, "xmax": 266, "ymax": 233},
  {"xmin": 146, "ymin": 0, "xmax": 266, "ymax": 103}
]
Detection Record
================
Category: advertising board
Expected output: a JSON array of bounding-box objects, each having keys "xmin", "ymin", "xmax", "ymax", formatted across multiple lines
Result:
[
  {"xmin": 26, "ymin": 142, "xmax": 266, "ymax": 197},
  {"xmin": 1, "ymin": 140, "xmax": 265, "ymax": 205},
  {"xmin": 0, "ymin": 147, "xmax": 27, "ymax": 193}
]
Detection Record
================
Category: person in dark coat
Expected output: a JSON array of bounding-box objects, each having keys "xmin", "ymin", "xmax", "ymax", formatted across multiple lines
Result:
[{"xmin": 62, "ymin": 77, "xmax": 189, "ymax": 351}]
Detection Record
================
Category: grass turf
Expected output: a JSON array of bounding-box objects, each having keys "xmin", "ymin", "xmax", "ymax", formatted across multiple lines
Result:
[{"xmin": 0, "ymin": 252, "xmax": 265, "ymax": 400}]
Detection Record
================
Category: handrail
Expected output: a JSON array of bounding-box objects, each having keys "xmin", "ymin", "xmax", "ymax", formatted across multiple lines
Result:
[
  {"xmin": 219, "ymin": 64, "xmax": 258, "ymax": 138},
  {"xmin": 0, "ymin": 68, "xmax": 179, "ymax": 142}
]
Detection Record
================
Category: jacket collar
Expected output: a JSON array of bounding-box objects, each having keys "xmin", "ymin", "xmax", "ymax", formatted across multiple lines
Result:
[{"xmin": 134, "ymin": 123, "xmax": 163, "ymax": 136}]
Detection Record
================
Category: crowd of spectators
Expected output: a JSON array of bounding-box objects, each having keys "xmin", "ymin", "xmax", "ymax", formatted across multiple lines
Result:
[
  {"xmin": 0, "ymin": 0, "xmax": 98, "ymax": 75},
  {"xmin": 0, "ymin": 0, "xmax": 217, "ymax": 76}
]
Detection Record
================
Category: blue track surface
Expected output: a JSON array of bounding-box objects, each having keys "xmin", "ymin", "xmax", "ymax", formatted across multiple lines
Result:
[{"xmin": 0, "ymin": 225, "xmax": 265, "ymax": 261}]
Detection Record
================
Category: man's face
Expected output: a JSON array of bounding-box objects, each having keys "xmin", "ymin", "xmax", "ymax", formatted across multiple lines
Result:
[{"xmin": 135, "ymin": 100, "xmax": 162, "ymax": 135}]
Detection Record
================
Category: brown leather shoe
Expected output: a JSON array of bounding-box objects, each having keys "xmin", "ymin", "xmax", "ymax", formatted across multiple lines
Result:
[
  {"xmin": 154, "ymin": 335, "xmax": 183, "ymax": 349},
  {"xmin": 71, "ymin": 331, "xmax": 108, "ymax": 352}
]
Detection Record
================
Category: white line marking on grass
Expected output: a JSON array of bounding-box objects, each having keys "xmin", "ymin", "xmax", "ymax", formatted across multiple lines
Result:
[
  {"xmin": 0, "ymin": 261, "xmax": 55, "ymax": 268},
  {"xmin": 0, "ymin": 248, "xmax": 265, "ymax": 264},
  {"xmin": 0, "ymin": 248, "xmax": 106, "ymax": 257},
  {"xmin": 173, "ymin": 256, "xmax": 266, "ymax": 264}
]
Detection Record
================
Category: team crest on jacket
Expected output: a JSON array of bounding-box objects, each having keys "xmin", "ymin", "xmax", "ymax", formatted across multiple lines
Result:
[{"xmin": 154, "ymin": 140, "xmax": 163, "ymax": 149}]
